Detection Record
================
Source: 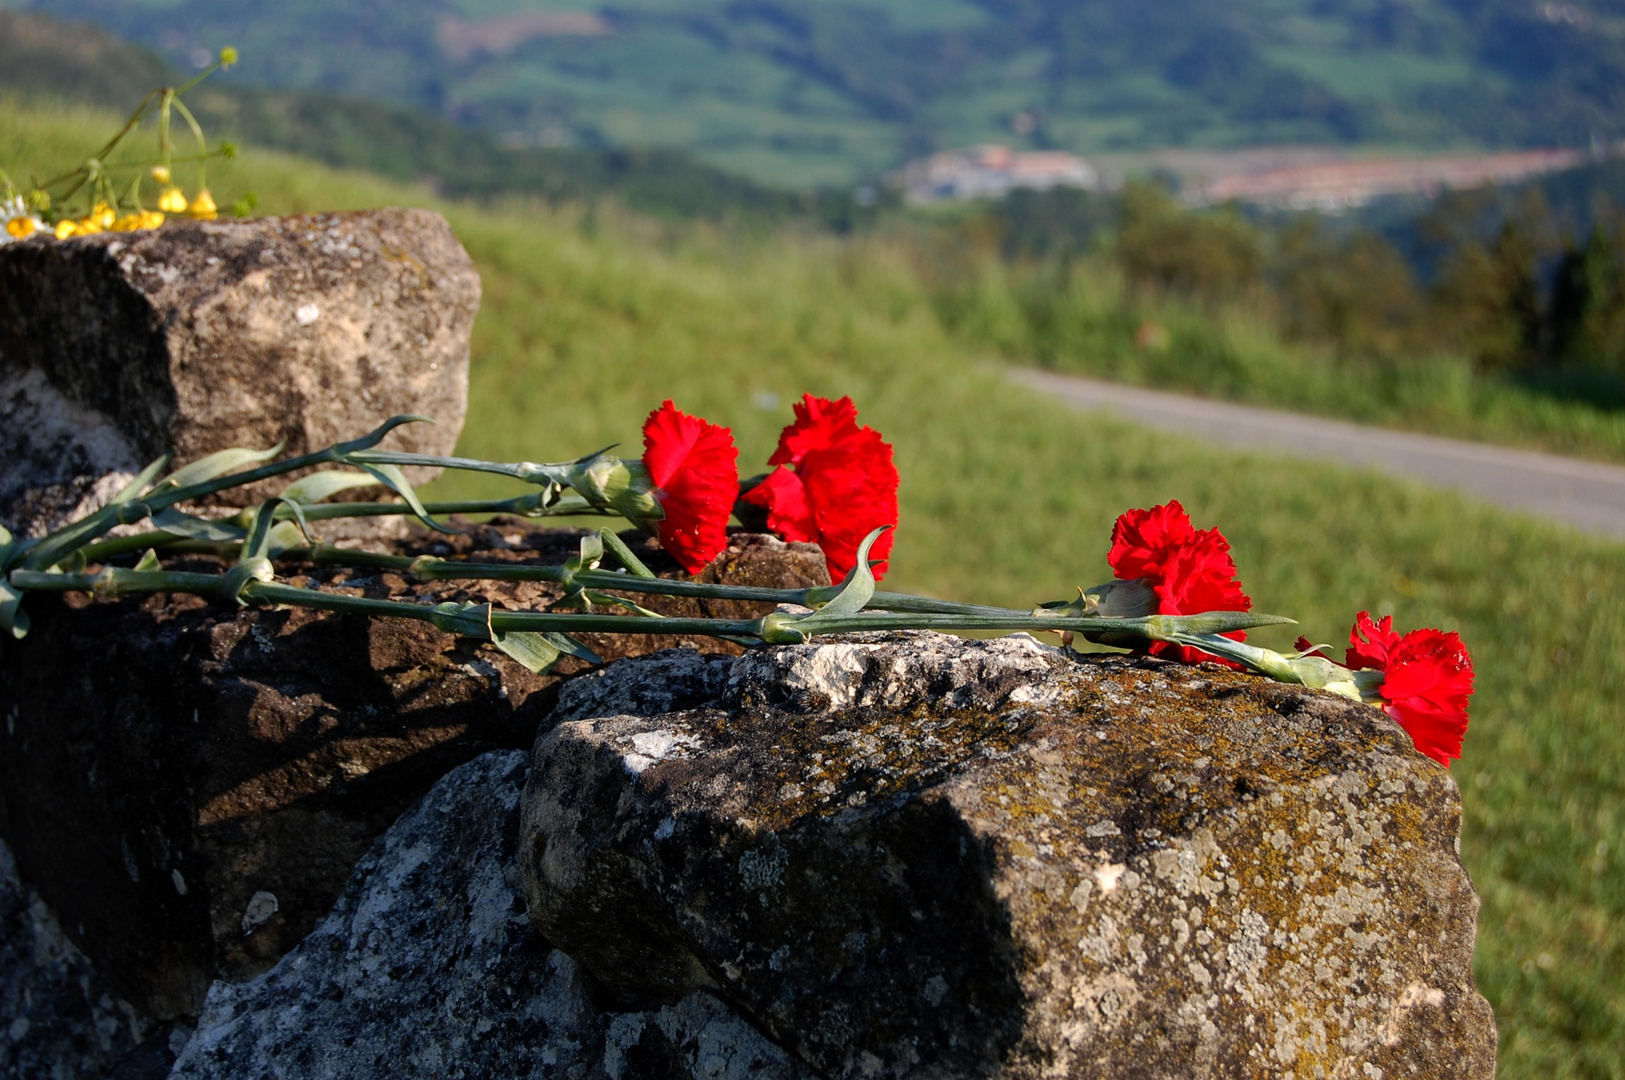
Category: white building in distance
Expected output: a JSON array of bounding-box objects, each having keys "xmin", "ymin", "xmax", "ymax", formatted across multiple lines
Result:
[{"xmin": 892, "ymin": 145, "xmax": 1102, "ymax": 204}]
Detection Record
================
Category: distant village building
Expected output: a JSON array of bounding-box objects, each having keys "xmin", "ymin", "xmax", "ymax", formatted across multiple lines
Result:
[{"xmin": 892, "ymin": 145, "xmax": 1102, "ymax": 204}]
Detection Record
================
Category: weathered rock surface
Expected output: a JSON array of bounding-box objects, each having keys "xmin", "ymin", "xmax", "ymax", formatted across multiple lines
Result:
[
  {"xmin": 0, "ymin": 210, "xmax": 477, "ymax": 535},
  {"xmin": 0, "ymin": 527, "xmax": 826, "ymax": 1020},
  {"xmin": 522, "ymin": 633, "xmax": 1498, "ymax": 1079},
  {"xmin": 172, "ymin": 750, "xmax": 812, "ymax": 1080},
  {"xmin": 0, "ymin": 838, "xmax": 152, "ymax": 1080}
]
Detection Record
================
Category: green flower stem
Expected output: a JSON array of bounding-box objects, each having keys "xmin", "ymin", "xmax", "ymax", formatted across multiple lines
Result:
[
  {"xmin": 68, "ymin": 495, "xmax": 609, "ymax": 566},
  {"xmin": 11, "ymin": 565, "xmax": 1289, "ymax": 652},
  {"xmin": 348, "ymin": 450, "xmax": 575, "ymax": 487},
  {"xmin": 290, "ymin": 549, "xmax": 1028, "ymax": 616},
  {"xmin": 11, "ymin": 568, "xmax": 227, "ymax": 598}
]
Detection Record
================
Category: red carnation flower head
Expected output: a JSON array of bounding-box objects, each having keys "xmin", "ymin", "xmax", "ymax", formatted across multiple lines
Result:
[
  {"xmin": 1344, "ymin": 611, "xmax": 1474, "ymax": 767},
  {"xmin": 1107, "ymin": 500, "xmax": 1251, "ymax": 665},
  {"xmin": 742, "ymin": 394, "xmax": 899, "ymax": 581},
  {"xmin": 639, "ymin": 400, "xmax": 739, "ymax": 575}
]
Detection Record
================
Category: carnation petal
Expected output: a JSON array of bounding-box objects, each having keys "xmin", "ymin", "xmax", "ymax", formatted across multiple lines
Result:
[
  {"xmin": 742, "ymin": 467, "xmax": 817, "ymax": 543},
  {"xmin": 640, "ymin": 401, "xmax": 739, "ymax": 574},
  {"xmin": 768, "ymin": 394, "xmax": 862, "ymax": 468}
]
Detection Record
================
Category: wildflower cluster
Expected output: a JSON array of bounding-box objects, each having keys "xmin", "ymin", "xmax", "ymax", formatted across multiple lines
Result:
[
  {"xmin": 0, "ymin": 47, "xmax": 242, "ymax": 246},
  {"xmin": 0, "ymin": 402, "xmax": 1473, "ymax": 771}
]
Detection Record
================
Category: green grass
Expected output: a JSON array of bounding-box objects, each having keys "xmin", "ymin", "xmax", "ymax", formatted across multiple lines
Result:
[
  {"xmin": 6, "ymin": 97, "xmax": 1625, "ymax": 1077},
  {"xmin": 923, "ymin": 256, "xmax": 1625, "ymax": 465}
]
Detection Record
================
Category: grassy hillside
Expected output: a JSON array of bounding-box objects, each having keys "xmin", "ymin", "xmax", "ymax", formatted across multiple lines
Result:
[
  {"xmin": 10, "ymin": 0, "xmax": 1625, "ymax": 185},
  {"xmin": 4, "ymin": 98, "xmax": 1624, "ymax": 1077},
  {"xmin": 0, "ymin": 9, "xmax": 868, "ymax": 226}
]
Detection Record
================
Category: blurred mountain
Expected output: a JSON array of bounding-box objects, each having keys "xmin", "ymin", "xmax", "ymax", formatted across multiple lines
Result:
[
  {"xmin": 0, "ymin": 9, "xmax": 867, "ymax": 224},
  {"xmin": 6, "ymin": 0, "xmax": 1625, "ymax": 186}
]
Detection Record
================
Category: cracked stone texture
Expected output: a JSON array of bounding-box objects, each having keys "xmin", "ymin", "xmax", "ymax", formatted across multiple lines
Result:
[
  {"xmin": 172, "ymin": 750, "xmax": 812, "ymax": 1080},
  {"xmin": 0, "ymin": 526, "xmax": 825, "ymax": 1020},
  {"xmin": 521, "ymin": 632, "xmax": 1498, "ymax": 1079},
  {"xmin": 0, "ymin": 838, "xmax": 152, "ymax": 1080},
  {"xmin": 0, "ymin": 210, "xmax": 476, "ymax": 536}
]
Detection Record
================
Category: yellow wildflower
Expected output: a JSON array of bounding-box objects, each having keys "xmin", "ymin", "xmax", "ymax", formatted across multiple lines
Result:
[
  {"xmin": 112, "ymin": 214, "xmax": 144, "ymax": 232},
  {"xmin": 1, "ymin": 195, "xmax": 46, "ymax": 244},
  {"xmin": 187, "ymin": 189, "xmax": 218, "ymax": 220},
  {"xmin": 219, "ymin": 46, "xmax": 239, "ymax": 67},
  {"xmin": 157, "ymin": 187, "xmax": 188, "ymax": 213},
  {"xmin": 151, "ymin": 165, "xmax": 172, "ymax": 185},
  {"xmin": 75, "ymin": 217, "xmax": 103, "ymax": 235},
  {"xmin": 139, "ymin": 210, "xmax": 165, "ymax": 229},
  {"xmin": 55, "ymin": 220, "xmax": 80, "ymax": 239},
  {"xmin": 91, "ymin": 202, "xmax": 115, "ymax": 229}
]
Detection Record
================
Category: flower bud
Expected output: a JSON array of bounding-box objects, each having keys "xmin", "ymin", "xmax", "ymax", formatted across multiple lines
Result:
[
  {"xmin": 54, "ymin": 220, "xmax": 80, "ymax": 239},
  {"xmin": 566, "ymin": 453, "xmax": 662, "ymax": 522},
  {"xmin": 150, "ymin": 165, "xmax": 172, "ymax": 185},
  {"xmin": 158, "ymin": 187, "xmax": 187, "ymax": 213},
  {"xmin": 219, "ymin": 46, "xmax": 239, "ymax": 67}
]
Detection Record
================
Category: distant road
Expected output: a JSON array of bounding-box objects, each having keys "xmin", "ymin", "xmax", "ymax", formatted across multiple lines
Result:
[{"xmin": 1011, "ymin": 368, "xmax": 1625, "ymax": 542}]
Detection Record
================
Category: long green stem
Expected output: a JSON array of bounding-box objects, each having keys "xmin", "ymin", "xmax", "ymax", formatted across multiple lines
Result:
[
  {"xmin": 10, "ymin": 566, "xmax": 1289, "ymax": 650},
  {"xmin": 349, "ymin": 450, "xmax": 574, "ymax": 486}
]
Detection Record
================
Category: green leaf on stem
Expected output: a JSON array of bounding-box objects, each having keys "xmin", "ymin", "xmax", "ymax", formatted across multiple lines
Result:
[
  {"xmin": 149, "ymin": 507, "xmax": 247, "ymax": 542},
  {"xmin": 334, "ymin": 415, "xmax": 433, "ymax": 455},
  {"xmin": 490, "ymin": 627, "xmax": 602, "ymax": 674},
  {"xmin": 355, "ymin": 463, "xmax": 454, "ymax": 534},
  {"xmin": 807, "ymin": 526, "xmax": 888, "ymax": 621},
  {"xmin": 264, "ymin": 521, "xmax": 310, "ymax": 560},
  {"xmin": 0, "ymin": 578, "xmax": 31, "ymax": 640},
  {"xmin": 107, "ymin": 455, "xmax": 174, "ymax": 506},
  {"xmin": 280, "ymin": 470, "xmax": 381, "ymax": 504},
  {"xmin": 20, "ymin": 455, "xmax": 171, "ymax": 571},
  {"xmin": 573, "ymin": 533, "xmax": 604, "ymax": 573},
  {"xmin": 133, "ymin": 548, "xmax": 161, "ymax": 572},
  {"xmin": 429, "ymin": 601, "xmax": 491, "ymax": 637},
  {"xmin": 153, "ymin": 442, "xmax": 284, "ymax": 494}
]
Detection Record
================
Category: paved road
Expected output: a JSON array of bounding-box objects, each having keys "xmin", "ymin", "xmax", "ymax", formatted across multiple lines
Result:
[{"xmin": 1011, "ymin": 368, "xmax": 1625, "ymax": 542}]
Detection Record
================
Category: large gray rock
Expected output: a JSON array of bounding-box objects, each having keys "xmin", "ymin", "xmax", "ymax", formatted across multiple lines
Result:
[
  {"xmin": 521, "ymin": 633, "xmax": 1498, "ymax": 1079},
  {"xmin": 0, "ymin": 838, "xmax": 152, "ymax": 1080},
  {"xmin": 172, "ymin": 750, "xmax": 811, "ymax": 1080},
  {"xmin": 0, "ymin": 209, "xmax": 477, "ymax": 536},
  {"xmin": 0, "ymin": 527, "xmax": 827, "ymax": 1020}
]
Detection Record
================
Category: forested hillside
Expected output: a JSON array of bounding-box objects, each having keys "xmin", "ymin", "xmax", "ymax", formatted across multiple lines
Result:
[{"xmin": 8, "ymin": 0, "xmax": 1625, "ymax": 184}]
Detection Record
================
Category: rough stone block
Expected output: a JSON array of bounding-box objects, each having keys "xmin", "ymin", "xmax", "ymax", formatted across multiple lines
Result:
[
  {"xmin": 521, "ymin": 633, "xmax": 1499, "ymax": 1079},
  {"xmin": 0, "ymin": 526, "xmax": 826, "ymax": 1021},
  {"xmin": 0, "ymin": 210, "xmax": 477, "ymax": 536},
  {"xmin": 0, "ymin": 838, "xmax": 152, "ymax": 1080},
  {"xmin": 169, "ymin": 751, "xmax": 811, "ymax": 1080}
]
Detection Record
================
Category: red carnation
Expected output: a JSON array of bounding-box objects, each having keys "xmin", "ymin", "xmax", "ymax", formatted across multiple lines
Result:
[
  {"xmin": 742, "ymin": 395, "xmax": 899, "ymax": 581},
  {"xmin": 1107, "ymin": 500, "xmax": 1251, "ymax": 665},
  {"xmin": 640, "ymin": 400, "xmax": 739, "ymax": 575},
  {"xmin": 1344, "ymin": 611, "xmax": 1474, "ymax": 767}
]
